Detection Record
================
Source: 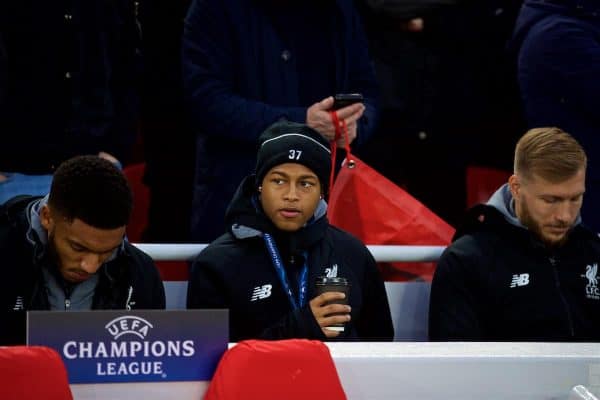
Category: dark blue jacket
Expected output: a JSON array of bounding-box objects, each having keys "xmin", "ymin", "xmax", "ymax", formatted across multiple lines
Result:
[
  {"xmin": 0, "ymin": 1, "xmax": 140, "ymax": 173},
  {"xmin": 182, "ymin": 0, "xmax": 380, "ymax": 241},
  {"xmin": 512, "ymin": 0, "xmax": 600, "ymax": 229}
]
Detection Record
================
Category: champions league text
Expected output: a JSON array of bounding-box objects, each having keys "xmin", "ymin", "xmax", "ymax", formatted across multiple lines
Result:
[{"xmin": 63, "ymin": 340, "xmax": 195, "ymax": 376}]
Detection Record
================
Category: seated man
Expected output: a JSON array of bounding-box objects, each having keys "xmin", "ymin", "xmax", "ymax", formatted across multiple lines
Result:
[
  {"xmin": 1, "ymin": 155, "xmax": 165, "ymax": 345},
  {"xmin": 429, "ymin": 127, "xmax": 600, "ymax": 341},
  {"xmin": 187, "ymin": 121, "xmax": 394, "ymax": 342}
]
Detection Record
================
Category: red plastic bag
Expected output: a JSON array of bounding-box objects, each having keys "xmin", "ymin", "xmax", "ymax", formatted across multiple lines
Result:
[{"xmin": 328, "ymin": 155, "xmax": 455, "ymax": 281}]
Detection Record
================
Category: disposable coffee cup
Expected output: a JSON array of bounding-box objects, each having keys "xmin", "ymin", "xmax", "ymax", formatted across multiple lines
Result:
[{"xmin": 315, "ymin": 276, "xmax": 350, "ymax": 332}]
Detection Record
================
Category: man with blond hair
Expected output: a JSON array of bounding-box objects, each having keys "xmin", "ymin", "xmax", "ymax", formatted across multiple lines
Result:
[{"xmin": 429, "ymin": 127, "xmax": 600, "ymax": 341}]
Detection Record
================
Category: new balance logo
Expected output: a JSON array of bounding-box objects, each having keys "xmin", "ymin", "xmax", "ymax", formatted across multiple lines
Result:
[
  {"xmin": 510, "ymin": 273, "xmax": 530, "ymax": 288},
  {"xmin": 250, "ymin": 284, "xmax": 272, "ymax": 301}
]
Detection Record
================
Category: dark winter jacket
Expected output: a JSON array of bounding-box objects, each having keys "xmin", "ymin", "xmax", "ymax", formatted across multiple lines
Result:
[
  {"xmin": 512, "ymin": 0, "xmax": 600, "ymax": 230},
  {"xmin": 187, "ymin": 176, "xmax": 394, "ymax": 342},
  {"xmin": 0, "ymin": 196, "xmax": 165, "ymax": 344},
  {"xmin": 513, "ymin": 0, "xmax": 600, "ymax": 159},
  {"xmin": 429, "ymin": 184, "xmax": 600, "ymax": 341},
  {"xmin": 182, "ymin": 0, "xmax": 380, "ymax": 241},
  {"xmin": 0, "ymin": 1, "xmax": 140, "ymax": 172}
]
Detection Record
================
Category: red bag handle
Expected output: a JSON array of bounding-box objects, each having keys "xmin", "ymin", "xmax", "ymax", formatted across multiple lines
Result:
[{"xmin": 328, "ymin": 111, "xmax": 354, "ymax": 193}]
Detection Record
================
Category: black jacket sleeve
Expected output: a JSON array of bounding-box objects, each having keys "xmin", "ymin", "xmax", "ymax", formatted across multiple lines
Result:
[
  {"xmin": 355, "ymin": 248, "xmax": 395, "ymax": 340},
  {"xmin": 428, "ymin": 242, "xmax": 483, "ymax": 340}
]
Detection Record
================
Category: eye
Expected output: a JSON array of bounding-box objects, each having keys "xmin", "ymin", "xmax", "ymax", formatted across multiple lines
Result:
[
  {"xmin": 300, "ymin": 180, "xmax": 315, "ymax": 188},
  {"xmin": 542, "ymin": 197, "xmax": 557, "ymax": 204},
  {"xmin": 271, "ymin": 178, "xmax": 285, "ymax": 185},
  {"xmin": 70, "ymin": 243, "xmax": 86, "ymax": 252},
  {"xmin": 571, "ymin": 195, "xmax": 583, "ymax": 203}
]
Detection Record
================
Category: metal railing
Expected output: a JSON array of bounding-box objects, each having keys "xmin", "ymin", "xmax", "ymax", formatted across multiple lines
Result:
[{"xmin": 133, "ymin": 243, "xmax": 446, "ymax": 263}]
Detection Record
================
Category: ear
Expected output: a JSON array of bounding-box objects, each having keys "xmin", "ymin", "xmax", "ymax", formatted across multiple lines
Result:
[
  {"xmin": 508, "ymin": 174, "xmax": 520, "ymax": 198},
  {"xmin": 258, "ymin": 186, "xmax": 262, "ymax": 193},
  {"xmin": 40, "ymin": 204, "xmax": 53, "ymax": 231}
]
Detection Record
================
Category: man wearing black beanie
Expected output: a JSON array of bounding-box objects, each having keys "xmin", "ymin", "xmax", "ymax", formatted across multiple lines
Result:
[{"xmin": 187, "ymin": 121, "xmax": 394, "ymax": 342}]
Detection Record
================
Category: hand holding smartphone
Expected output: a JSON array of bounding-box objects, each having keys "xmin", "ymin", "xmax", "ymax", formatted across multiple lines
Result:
[{"xmin": 332, "ymin": 93, "xmax": 363, "ymax": 110}]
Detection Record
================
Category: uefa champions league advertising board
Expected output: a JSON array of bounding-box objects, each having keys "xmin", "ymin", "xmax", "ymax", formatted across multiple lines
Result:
[{"xmin": 27, "ymin": 310, "xmax": 228, "ymax": 384}]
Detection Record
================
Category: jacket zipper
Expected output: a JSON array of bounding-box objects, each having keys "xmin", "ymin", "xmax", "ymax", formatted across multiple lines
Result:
[
  {"xmin": 549, "ymin": 256, "xmax": 575, "ymax": 337},
  {"xmin": 64, "ymin": 298, "xmax": 71, "ymax": 310}
]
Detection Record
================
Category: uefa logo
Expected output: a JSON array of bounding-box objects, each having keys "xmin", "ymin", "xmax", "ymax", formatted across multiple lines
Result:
[{"xmin": 105, "ymin": 316, "xmax": 154, "ymax": 339}]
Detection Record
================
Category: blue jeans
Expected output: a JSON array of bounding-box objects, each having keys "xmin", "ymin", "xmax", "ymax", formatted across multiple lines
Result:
[{"xmin": 0, "ymin": 173, "xmax": 53, "ymax": 205}]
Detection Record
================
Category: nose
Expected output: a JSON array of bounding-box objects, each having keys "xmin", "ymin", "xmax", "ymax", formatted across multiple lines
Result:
[
  {"xmin": 284, "ymin": 184, "xmax": 299, "ymax": 201},
  {"xmin": 80, "ymin": 254, "xmax": 102, "ymax": 274},
  {"xmin": 555, "ymin": 201, "xmax": 576, "ymax": 225}
]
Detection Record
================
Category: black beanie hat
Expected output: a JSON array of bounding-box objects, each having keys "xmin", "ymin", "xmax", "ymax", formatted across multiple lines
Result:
[{"xmin": 255, "ymin": 121, "xmax": 332, "ymax": 194}]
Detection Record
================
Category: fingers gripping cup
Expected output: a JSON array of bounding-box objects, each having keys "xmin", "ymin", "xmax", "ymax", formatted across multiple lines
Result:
[{"xmin": 315, "ymin": 276, "xmax": 350, "ymax": 332}]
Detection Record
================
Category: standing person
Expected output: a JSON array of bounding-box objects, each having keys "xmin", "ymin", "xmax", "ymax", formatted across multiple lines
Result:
[
  {"xmin": 187, "ymin": 121, "xmax": 394, "ymax": 342},
  {"xmin": 0, "ymin": 155, "xmax": 165, "ymax": 345},
  {"xmin": 512, "ymin": 0, "xmax": 600, "ymax": 233},
  {"xmin": 138, "ymin": 0, "xmax": 195, "ymax": 243},
  {"xmin": 356, "ymin": 0, "xmax": 525, "ymax": 227},
  {"xmin": 429, "ymin": 127, "xmax": 600, "ymax": 341},
  {"xmin": 0, "ymin": 1, "xmax": 140, "ymax": 204},
  {"xmin": 182, "ymin": 0, "xmax": 379, "ymax": 242}
]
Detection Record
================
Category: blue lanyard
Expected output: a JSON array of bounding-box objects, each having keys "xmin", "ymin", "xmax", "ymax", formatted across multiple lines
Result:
[{"xmin": 263, "ymin": 233, "xmax": 308, "ymax": 310}]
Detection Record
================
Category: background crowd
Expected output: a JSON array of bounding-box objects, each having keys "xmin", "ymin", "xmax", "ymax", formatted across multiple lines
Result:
[{"xmin": 0, "ymin": 0, "xmax": 597, "ymax": 241}]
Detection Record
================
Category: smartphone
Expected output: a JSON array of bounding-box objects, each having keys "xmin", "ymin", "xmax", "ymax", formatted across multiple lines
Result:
[{"xmin": 332, "ymin": 93, "xmax": 364, "ymax": 110}]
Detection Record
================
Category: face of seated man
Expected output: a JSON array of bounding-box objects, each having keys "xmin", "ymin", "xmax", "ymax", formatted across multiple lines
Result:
[
  {"xmin": 510, "ymin": 167, "xmax": 585, "ymax": 247},
  {"xmin": 259, "ymin": 163, "xmax": 322, "ymax": 232},
  {"xmin": 41, "ymin": 205, "xmax": 125, "ymax": 283}
]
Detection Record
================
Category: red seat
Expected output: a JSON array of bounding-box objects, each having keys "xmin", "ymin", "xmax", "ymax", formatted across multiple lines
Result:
[
  {"xmin": 122, "ymin": 162, "xmax": 189, "ymax": 280},
  {"xmin": 123, "ymin": 162, "xmax": 150, "ymax": 243},
  {"xmin": 0, "ymin": 346, "xmax": 73, "ymax": 400},
  {"xmin": 466, "ymin": 166, "xmax": 511, "ymax": 208},
  {"xmin": 204, "ymin": 339, "xmax": 347, "ymax": 400}
]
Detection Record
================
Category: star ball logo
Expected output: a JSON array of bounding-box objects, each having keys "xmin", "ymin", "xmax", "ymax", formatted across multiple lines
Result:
[{"xmin": 62, "ymin": 315, "xmax": 196, "ymax": 378}]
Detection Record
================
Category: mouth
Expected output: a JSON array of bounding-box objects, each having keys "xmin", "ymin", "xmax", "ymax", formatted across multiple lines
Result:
[
  {"xmin": 68, "ymin": 270, "xmax": 91, "ymax": 282},
  {"xmin": 546, "ymin": 226, "xmax": 569, "ymax": 235},
  {"xmin": 279, "ymin": 208, "xmax": 302, "ymax": 218}
]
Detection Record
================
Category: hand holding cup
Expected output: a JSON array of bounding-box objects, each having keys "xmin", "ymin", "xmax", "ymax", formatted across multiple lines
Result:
[{"xmin": 310, "ymin": 277, "xmax": 351, "ymax": 338}]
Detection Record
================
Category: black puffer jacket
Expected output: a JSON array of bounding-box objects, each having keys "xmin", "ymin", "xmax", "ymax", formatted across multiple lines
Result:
[
  {"xmin": 429, "ymin": 188, "xmax": 600, "ymax": 341},
  {"xmin": 187, "ymin": 176, "xmax": 394, "ymax": 342},
  {"xmin": 0, "ymin": 196, "xmax": 165, "ymax": 344}
]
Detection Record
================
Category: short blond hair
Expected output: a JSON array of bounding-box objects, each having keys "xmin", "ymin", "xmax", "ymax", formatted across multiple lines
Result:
[{"xmin": 514, "ymin": 127, "xmax": 587, "ymax": 183}]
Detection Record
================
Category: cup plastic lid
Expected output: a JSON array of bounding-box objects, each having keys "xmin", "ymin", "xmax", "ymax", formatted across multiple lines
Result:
[{"xmin": 316, "ymin": 276, "xmax": 348, "ymax": 285}]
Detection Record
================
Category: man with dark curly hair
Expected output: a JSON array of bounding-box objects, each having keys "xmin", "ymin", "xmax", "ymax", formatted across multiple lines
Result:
[{"xmin": 0, "ymin": 155, "xmax": 165, "ymax": 345}]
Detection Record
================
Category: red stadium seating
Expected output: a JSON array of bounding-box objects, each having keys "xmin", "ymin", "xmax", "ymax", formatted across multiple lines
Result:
[
  {"xmin": 466, "ymin": 166, "xmax": 511, "ymax": 208},
  {"xmin": 123, "ymin": 162, "xmax": 189, "ymax": 281},
  {"xmin": 0, "ymin": 346, "xmax": 73, "ymax": 400},
  {"xmin": 123, "ymin": 162, "xmax": 150, "ymax": 243},
  {"xmin": 204, "ymin": 339, "xmax": 347, "ymax": 400}
]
